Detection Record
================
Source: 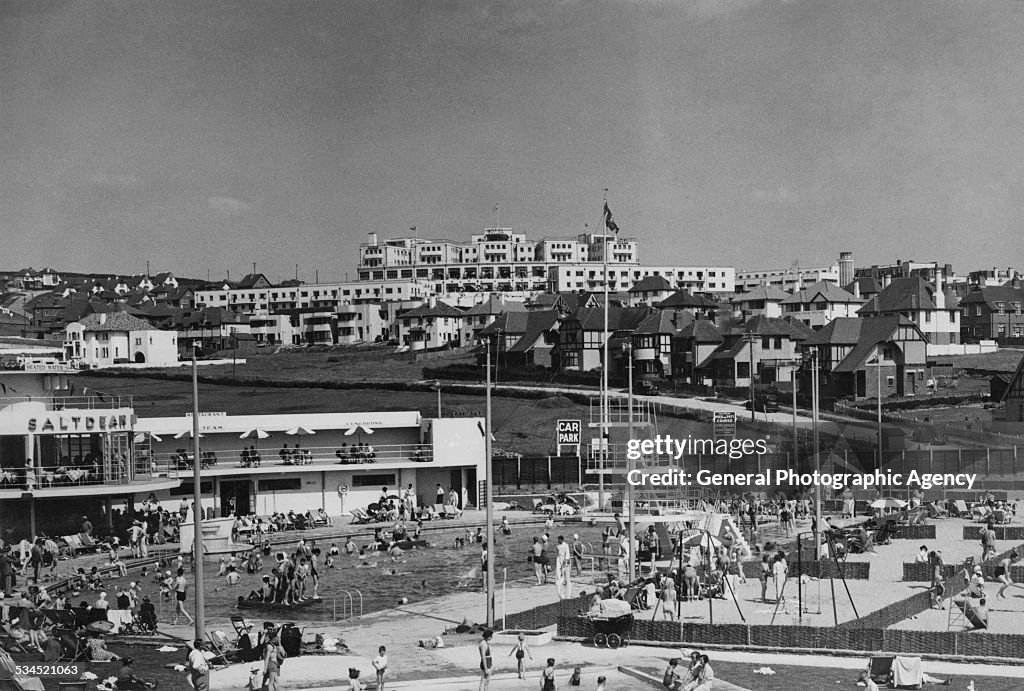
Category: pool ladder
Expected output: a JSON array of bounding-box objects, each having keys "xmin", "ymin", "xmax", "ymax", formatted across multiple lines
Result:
[{"xmin": 333, "ymin": 588, "xmax": 363, "ymax": 621}]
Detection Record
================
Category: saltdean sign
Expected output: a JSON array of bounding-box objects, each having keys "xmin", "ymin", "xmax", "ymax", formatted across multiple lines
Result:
[{"xmin": 28, "ymin": 412, "xmax": 132, "ymax": 433}]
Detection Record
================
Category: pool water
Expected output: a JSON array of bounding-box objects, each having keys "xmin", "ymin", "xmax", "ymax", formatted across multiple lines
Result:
[{"xmin": 90, "ymin": 523, "xmax": 609, "ymax": 625}]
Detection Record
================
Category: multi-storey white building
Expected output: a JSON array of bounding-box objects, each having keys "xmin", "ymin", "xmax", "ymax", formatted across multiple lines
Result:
[
  {"xmin": 356, "ymin": 229, "xmax": 730, "ymax": 296},
  {"xmin": 195, "ymin": 280, "xmax": 431, "ymax": 314},
  {"xmin": 736, "ymin": 261, "xmax": 840, "ymax": 293}
]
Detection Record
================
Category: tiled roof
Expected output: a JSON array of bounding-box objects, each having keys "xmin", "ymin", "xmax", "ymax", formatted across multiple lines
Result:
[
  {"xmin": 833, "ymin": 315, "xmax": 923, "ymax": 373},
  {"xmin": 676, "ymin": 319, "xmax": 723, "ymax": 343},
  {"xmin": 634, "ymin": 310, "xmax": 689, "ymax": 335},
  {"xmin": 400, "ymin": 300, "xmax": 465, "ymax": 319},
  {"xmin": 960, "ymin": 286, "xmax": 1024, "ymax": 310},
  {"xmin": 857, "ymin": 276, "xmax": 958, "ymax": 315},
  {"xmin": 479, "ymin": 311, "xmax": 531, "ymax": 337},
  {"xmin": 628, "ymin": 275, "xmax": 672, "ymax": 293},
  {"xmin": 507, "ymin": 312, "xmax": 559, "ymax": 353},
  {"xmin": 735, "ymin": 286, "xmax": 789, "ymax": 302},
  {"xmin": 463, "ymin": 295, "xmax": 528, "ymax": 317},
  {"xmin": 656, "ymin": 290, "xmax": 714, "ymax": 309},
  {"xmin": 780, "ymin": 281, "xmax": 864, "ymax": 305},
  {"xmin": 75, "ymin": 311, "xmax": 162, "ymax": 332}
]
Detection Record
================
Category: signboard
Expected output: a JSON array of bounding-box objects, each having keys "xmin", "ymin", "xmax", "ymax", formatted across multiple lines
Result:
[
  {"xmin": 713, "ymin": 411, "xmax": 737, "ymax": 439},
  {"xmin": 556, "ymin": 419, "xmax": 581, "ymax": 445},
  {"xmin": 556, "ymin": 419, "xmax": 581, "ymax": 456}
]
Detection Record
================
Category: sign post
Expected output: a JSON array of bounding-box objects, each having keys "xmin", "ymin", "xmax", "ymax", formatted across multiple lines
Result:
[
  {"xmin": 713, "ymin": 411, "xmax": 737, "ymax": 439},
  {"xmin": 556, "ymin": 419, "xmax": 581, "ymax": 456}
]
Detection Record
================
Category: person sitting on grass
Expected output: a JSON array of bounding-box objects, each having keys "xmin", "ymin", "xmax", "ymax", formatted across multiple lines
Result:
[{"xmin": 117, "ymin": 657, "xmax": 158, "ymax": 689}]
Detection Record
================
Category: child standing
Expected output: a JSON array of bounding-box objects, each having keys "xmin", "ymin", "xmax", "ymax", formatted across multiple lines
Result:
[
  {"xmin": 541, "ymin": 658, "xmax": 556, "ymax": 691},
  {"xmin": 372, "ymin": 646, "xmax": 387, "ymax": 690}
]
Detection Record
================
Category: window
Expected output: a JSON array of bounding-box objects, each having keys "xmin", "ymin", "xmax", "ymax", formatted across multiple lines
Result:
[
  {"xmin": 135, "ymin": 338, "xmax": 142, "ymax": 345},
  {"xmin": 886, "ymin": 376, "xmax": 895, "ymax": 387},
  {"xmin": 774, "ymin": 337, "xmax": 783, "ymax": 349},
  {"xmin": 761, "ymin": 337, "xmax": 770, "ymax": 349},
  {"xmin": 352, "ymin": 473, "xmax": 397, "ymax": 487},
  {"xmin": 257, "ymin": 478, "xmax": 302, "ymax": 491},
  {"xmin": 737, "ymin": 362, "xmax": 750, "ymax": 378}
]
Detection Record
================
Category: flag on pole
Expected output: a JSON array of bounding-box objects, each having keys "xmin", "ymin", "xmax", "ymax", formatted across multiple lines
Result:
[
  {"xmin": 603, "ymin": 203, "xmax": 619, "ymax": 233},
  {"xmin": 410, "ymin": 226, "xmax": 416, "ymax": 232}
]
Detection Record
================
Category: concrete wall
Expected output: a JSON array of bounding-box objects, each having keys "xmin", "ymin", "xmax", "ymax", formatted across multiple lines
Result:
[{"xmin": 926, "ymin": 341, "xmax": 998, "ymax": 356}]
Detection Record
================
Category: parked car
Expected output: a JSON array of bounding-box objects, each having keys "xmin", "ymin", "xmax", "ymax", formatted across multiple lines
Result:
[
  {"xmin": 633, "ymin": 380, "xmax": 660, "ymax": 396},
  {"xmin": 744, "ymin": 396, "xmax": 779, "ymax": 413}
]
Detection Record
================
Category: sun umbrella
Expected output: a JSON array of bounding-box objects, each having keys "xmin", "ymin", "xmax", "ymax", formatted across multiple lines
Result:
[
  {"xmin": 174, "ymin": 429, "xmax": 205, "ymax": 439},
  {"xmin": 240, "ymin": 428, "xmax": 270, "ymax": 440},
  {"xmin": 344, "ymin": 425, "xmax": 374, "ymax": 436},
  {"xmin": 133, "ymin": 431, "xmax": 163, "ymax": 443},
  {"xmin": 870, "ymin": 498, "xmax": 907, "ymax": 510},
  {"xmin": 286, "ymin": 426, "xmax": 316, "ymax": 436}
]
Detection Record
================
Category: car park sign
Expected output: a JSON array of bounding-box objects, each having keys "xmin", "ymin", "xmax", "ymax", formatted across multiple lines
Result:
[{"xmin": 557, "ymin": 419, "xmax": 581, "ymax": 455}]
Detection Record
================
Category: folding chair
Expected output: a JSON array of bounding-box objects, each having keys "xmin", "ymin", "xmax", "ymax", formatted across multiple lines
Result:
[
  {"xmin": 0, "ymin": 622, "xmax": 29, "ymax": 655},
  {"xmin": 348, "ymin": 508, "xmax": 371, "ymax": 525},
  {"xmin": 230, "ymin": 615, "xmax": 254, "ymax": 639},
  {"xmin": 55, "ymin": 628, "xmax": 88, "ymax": 663},
  {"xmin": 206, "ymin": 630, "xmax": 239, "ymax": 667},
  {"xmin": 868, "ymin": 655, "xmax": 894, "ymax": 685}
]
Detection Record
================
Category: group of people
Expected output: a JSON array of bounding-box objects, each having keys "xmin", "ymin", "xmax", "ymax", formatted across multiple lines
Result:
[
  {"xmin": 476, "ymin": 630, "xmax": 580, "ymax": 691},
  {"xmin": 335, "ymin": 442, "xmax": 376, "ymax": 463},
  {"xmin": 245, "ymin": 539, "xmax": 322, "ymax": 606},
  {"xmin": 279, "ymin": 443, "xmax": 313, "ymax": 465},
  {"xmin": 663, "ymin": 651, "xmax": 715, "ymax": 691}
]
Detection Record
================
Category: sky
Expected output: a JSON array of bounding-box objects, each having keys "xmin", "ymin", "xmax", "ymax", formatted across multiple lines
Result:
[{"xmin": 2, "ymin": 0, "xmax": 1024, "ymax": 283}]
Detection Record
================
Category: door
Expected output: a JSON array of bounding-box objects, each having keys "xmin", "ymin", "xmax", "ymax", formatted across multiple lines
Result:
[{"xmin": 220, "ymin": 479, "xmax": 253, "ymax": 517}]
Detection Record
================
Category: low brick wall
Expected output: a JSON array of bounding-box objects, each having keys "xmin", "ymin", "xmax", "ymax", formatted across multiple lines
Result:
[{"xmin": 961, "ymin": 525, "xmax": 1024, "ymax": 541}]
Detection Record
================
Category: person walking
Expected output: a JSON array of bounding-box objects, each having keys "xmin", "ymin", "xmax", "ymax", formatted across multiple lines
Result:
[
  {"xmin": 532, "ymin": 537, "xmax": 546, "ymax": 585},
  {"xmin": 478, "ymin": 630, "xmax": 493, "ymax": 691},
  {"xmin": 508, "ymin": 632, "xmax": 532, "ymax": 679},
  {"xmin": 186, "ymin": 639, "xmax": 210, "ymax": 691},
  {"xmin": 173, "ymin": 568, "xmax": 194, "ymax": 626},
  {"xmin": 262, "ymin": 630, "xmax": 287, "ymax": 691}
]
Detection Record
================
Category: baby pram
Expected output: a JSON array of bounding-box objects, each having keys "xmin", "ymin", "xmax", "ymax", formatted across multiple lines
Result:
[{"xmin": 587, "ymin": 598, "xmax": 633, "ymax": 648}]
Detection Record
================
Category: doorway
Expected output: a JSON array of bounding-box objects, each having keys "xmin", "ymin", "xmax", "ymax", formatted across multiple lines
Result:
[{"xmin": 220, "ymin": 479, "xmax": 253, "ymax": 517}]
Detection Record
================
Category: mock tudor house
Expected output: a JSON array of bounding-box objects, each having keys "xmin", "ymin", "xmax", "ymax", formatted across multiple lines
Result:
[{"xmin": 857, "ymin": 269, "xmax": 960, "ymax": 345}]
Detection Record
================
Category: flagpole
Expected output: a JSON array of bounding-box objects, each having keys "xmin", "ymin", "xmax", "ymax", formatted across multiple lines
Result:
[
  {"xmin": 485, "ymin": 337, "xmax": 495, "ymax": 628},
  {"xmin": 191, "ymin": 343, "xmax": 205, "ymax": 643},
  {"xmin": 600, "ymin": 191, "xmax": 609, "ymax": 515}
]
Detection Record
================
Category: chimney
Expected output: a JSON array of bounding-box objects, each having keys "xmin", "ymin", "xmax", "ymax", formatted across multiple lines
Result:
[
  {"xmin": 428, "ymin": 296, "xmax": 437, "ymax": 308},
  {"xmin": 933, "ymin": 263, "xmax": 945, "ymax": 309},
  {"xmin": 852, "ymin": 280, "xmax": 861, "ymax": 299},
  {"xmin": 368, "ymin": 232, "xmax": 378, "ymax": 246},
  {"xmin": 99, "ymin": 313, "xmax": 107, "ymax": 325},
  {"xmin": 882, "ymin": 274, "xmax": 892, "ymax": 288}
]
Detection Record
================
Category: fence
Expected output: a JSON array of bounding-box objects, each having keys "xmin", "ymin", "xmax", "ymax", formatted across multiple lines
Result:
[{"xmin": 492, "ymin": 455, "xmax": 583, "ymax": 491}]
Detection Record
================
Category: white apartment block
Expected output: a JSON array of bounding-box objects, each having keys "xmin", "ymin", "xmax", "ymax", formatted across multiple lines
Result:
[
  {"xmin": 736, "ymin": 263, "xmax": 840, "ymax": 293},
  {"xmin": 548, "ymin": 265, "xmax": 734, "ymax": 294},
  {"xmin": 194, "ymin": 280, "xmax": 431, "ymax": 314}
]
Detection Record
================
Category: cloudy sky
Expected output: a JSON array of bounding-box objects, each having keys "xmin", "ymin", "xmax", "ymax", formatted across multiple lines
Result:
[{"xmin": 3, "ymin": 0, "xmax": 1023, "ymax": 282}]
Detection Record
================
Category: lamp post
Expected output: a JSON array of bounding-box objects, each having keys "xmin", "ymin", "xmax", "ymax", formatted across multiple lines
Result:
[
  {"xmin": 867, "ymin": 352, "xmax": 884, "ymax": 467},
  {"xmin": 625, "ymin": 341, "xmax": 635, "ymax": 579},
  {"xmin": 191, "ymin": 341, "xmax": 205, "ymax": 642},
  {"xmin": 811, "ymin": 348, "xmax": 821, "ymax": 561},
  {"xmin": 434, "ymin": 380, "xmax": 442, "ymax": 418},
  {"xmin": 744, "ymin": 332, "xmax": 758, "ymax": 421}
]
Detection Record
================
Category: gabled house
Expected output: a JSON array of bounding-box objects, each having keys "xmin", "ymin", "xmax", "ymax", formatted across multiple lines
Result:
[
  {"xmin": 65, "ymin": 311, "xmax": 178, "ymax": 367},
  {"xmin": 730, "ymin": 286, "xmax": 788, "ymax": 318},
  {"xmin": 502, "ymin": 311, "xmax": 560, "ymax": 369},
  {"xmin": 627, "ymin": 275, "xmax": 673, "ymax": 307},
  {"xmin": 460, "ymin": 295, "xmax": 528, "ymax": 345},
  {"xmin": 556, "ymin": 306, "xmax": 651, "ymax": 373},
  {"xmin": 656, "ymin": 290, "xmax": 720, "ymax": 319},
  {"xmin": 958, "ymin": 285, "xmax": 1024, "ymax": 343},
  {"xmin": 803, "ymin": 316, "xmax": 929, "ymax": 401},
  {"xmin": 671, "ymin": 319, "xmax": 724, "ymax": 385},
  {"xmin": 780, "ymin": 280, "xmax": 865, "ymax": 328},
  {"xmin": 857, "ymin": 271, "xmax": 960, "ymax": 345},
  {"xmin": 235, "ymin": 273, "xmax": 272, "ymax": 290},
  {"xmin": 396, "ymin": 298, "xmax": 465, "ymax": 350},
  {"xmin": 844, "ymin": 276, "xmax": 882, "ymax": 302},
  {"xmin": 704, "ymin": 315, "xmax": 809, "ymax": 389},
  {"xmin": 630, "ymin": 310, "xmax": 693, "ymax": 377}
]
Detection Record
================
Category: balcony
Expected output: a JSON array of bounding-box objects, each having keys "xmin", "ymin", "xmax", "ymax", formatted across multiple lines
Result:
[
  {"xmin": 0, "ymin": 395, "xmax": 133, "ymax": 411},
  {"xmin": 149, "ymin": 442, "xmax": 436, "ymax": 475}
]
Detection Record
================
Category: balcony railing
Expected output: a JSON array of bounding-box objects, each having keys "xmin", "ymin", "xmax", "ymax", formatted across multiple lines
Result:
[
  {"xmin": 0, "ymin": 395, "xmax": 133, "ymax": 410},
  {"xmin": 147, "ymin": 443, "xmax": 435, "ymax": 472}
]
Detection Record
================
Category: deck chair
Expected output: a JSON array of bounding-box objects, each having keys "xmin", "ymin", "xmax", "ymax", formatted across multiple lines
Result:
[
  {"xmin": 442, "ymin": 504, "xmax": 462, "ymax": 519},
  {"xmin": 926, "ymin": 502, "xmax": 948, "ymax": 519},
  {"xmin": 867, "ymin": 655, "xmax": 894, "ymax": 685},
  {"xmin": 55, "ymin": 628, "xmax": 88, "ymax": 663},
  {"xmin": 952, "ymin": 500, "xmax": 970, "ymax": 518},
  {"xmin": 0, "ymin": 648, "xmax": 44, "ymax": 691},
  {"xmin": 206, "ymin": 630, "xmax": 239, "ymax": 667},
  {"xmin": 0, "ymin": 623, "xmax": 28, "ymax": 655},
  {"xmin": 349, "ymin": 507, "xmax": 371, "ymax": 524},
  {"xmin": 230, "ymin": 614, "xmax": 254, "ymax": 639},
  {"xmin": 890, "ymin": 656, "xmax": 924, "ymax": 688}
]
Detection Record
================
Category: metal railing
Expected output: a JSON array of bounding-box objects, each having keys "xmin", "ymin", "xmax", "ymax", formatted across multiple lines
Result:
[
  {"xmin": 152, "ymin": 443, "xmax": 435, "ymax": 471},
  {"xmin": 0, "ymin": 395, "xmax": 133, "ymax": 410}
]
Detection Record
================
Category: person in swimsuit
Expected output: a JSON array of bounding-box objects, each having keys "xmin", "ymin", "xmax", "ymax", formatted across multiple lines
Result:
[
  {"xmin": 541, "ymin": 657, "xmax": 556, "ymax": 691},
  {"xmin": 478, "ymin": 630, "xmax": 493, "ymax": 691},
  {"xmin": 508, "ymin": 632, "xmax": 532, "ymax": 679},
  {"xmin": 997, "ymin": 548, "xmax": 1022, "ymax": 598}
]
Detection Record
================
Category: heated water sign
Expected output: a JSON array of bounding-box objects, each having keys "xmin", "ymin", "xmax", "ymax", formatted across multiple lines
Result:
[{"xmin": 713, "ymin": 411, "xmax": 737, "ymax": 439}]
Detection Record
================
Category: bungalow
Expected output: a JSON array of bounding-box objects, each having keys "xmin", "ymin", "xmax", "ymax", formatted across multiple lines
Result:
[
  {"xmin": 780, "ymin": 280, "xmax": 865, "ymax": 328},
  {"xmin": 396, "ymin": 298, "xmax": 465, "ymax": 350},
  {"xmin": 803, "ymin": 316, "xmax": 929, "ymax": 401}
]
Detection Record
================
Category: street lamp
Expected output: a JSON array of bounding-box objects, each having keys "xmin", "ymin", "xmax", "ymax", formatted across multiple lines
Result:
[
  {"xmin": 190, "ymin": 341, "xmax": 205, "ymax": 642},
  {"xmin": 866, "ymin": 351, "xmax": 885, "ymax": 467}
]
